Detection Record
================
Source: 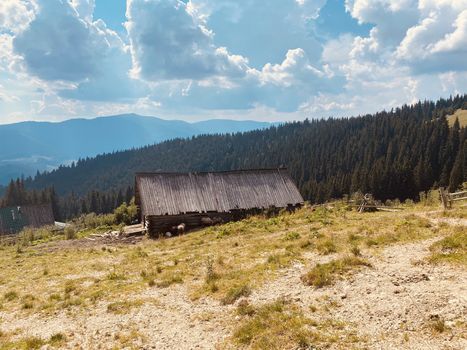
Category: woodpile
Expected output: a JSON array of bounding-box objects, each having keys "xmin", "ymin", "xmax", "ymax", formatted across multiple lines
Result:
[
  {"xmin": 85, "ymin": 224, "xmax": 144, "ymax": 244},
  {"xmin": 348, "ymin": 193, "xmax": 403, "ymax": 213}
]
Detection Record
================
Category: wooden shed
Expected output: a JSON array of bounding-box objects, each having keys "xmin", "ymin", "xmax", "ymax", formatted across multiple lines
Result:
[
  {"xmin": 0, "ymin": 204, "xmax": 55, "ymax": 235},
  {"xmin": 135, "ymin": 168, "xmax": 304, "ymax": 237}
]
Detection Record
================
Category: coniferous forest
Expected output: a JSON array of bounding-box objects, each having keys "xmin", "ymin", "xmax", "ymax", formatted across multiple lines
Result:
[{"xmin": 1, "ymin": 95, "xmax": 466, "ymax": 221}]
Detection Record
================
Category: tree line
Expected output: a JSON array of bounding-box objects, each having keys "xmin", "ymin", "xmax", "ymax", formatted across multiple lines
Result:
[
  {"xmin": 1, "ymin": 95, "xmax": 466, "ymax": 221},
  {"xmin": 0, "ymin": 178, "xmax": 133, "ymax": 222}
]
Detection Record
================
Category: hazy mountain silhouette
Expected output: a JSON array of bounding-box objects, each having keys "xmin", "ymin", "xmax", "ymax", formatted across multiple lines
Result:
[{"xmin": 0, "ymin": 114, "xmax": 272, "ymax": 184}]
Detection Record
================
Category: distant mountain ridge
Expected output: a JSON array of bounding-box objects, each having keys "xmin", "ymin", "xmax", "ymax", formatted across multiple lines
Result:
[{"xmin": 0, "ymin": 114, "xmax": 273, "ymax": 184}]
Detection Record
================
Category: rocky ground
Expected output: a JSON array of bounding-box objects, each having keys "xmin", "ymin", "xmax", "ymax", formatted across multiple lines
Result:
[{"xmin": 0, "ymin": 208, "xmax": 465, "ymax": 349}]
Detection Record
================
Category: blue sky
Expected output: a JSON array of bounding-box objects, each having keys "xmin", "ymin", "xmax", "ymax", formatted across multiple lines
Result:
[{"xmin": 0, "ymin": 0, "xmax": 466, "ymax": 124}]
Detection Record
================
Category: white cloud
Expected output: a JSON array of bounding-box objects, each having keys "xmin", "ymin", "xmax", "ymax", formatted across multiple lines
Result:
[
  {"xmin": 257, "ymin": 48, "xmax": 327, "ymax": 87},
  {"xmin": 12, "ymin": 0, "xmax": 124, "ymax": 82},
  {"xmin": 0, "ymin": 0, "xmax": 466, "ymax": 124},
  {"xmin": 396, "ymin": 3, "xmax": 467, "ymax": 72},
  {"xmin": 314, "ymin": 0, "xmax": 467, "ymax": 119},
  {"xmin": 125, "ymin": 0, "xmax": 250, "ymax": 81},
  {"xmin": 69, "ymin": 0, "xmax": 95, "ymax": 22},
  {"xmin": 0, "ymin": 0, "xmax": 38, "ymax": 34}
]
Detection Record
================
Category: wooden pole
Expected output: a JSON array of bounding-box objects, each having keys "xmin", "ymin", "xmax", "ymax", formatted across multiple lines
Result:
[{"xmin": 439, "ymin": 187, "xmax": 448, "ymax": 210}]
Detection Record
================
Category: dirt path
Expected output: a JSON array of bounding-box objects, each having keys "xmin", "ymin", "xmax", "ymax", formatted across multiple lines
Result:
[
  {"xmin": 1, "ymin": 284, "xmax": 233, "ymax": 350},
  {"xmin": 251, "ymin": 235, "xmax": 466, "ymax": 349},
  {"xmin": 416, "ymin": 209, "xmax": 467, "ymax": 227}
]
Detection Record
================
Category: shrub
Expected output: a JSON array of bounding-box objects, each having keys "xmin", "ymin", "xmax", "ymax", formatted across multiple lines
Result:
[
  {"xmin": 114, "ymin": 199, "xmax": 138, "ymax": 225},
  {"xmin": 73, "ymin": 213, "xmax": 116, "ymax": 230}
]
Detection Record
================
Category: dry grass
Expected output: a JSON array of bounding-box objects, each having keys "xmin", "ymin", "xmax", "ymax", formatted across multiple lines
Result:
[
  {"xmin": 107, "ymin": 300, "xmax": 144, "ymax": 314},
  {"xmin": 0, "ymin": 201, "xmax": 461, "ymax": 348},
  {"xmin": 0, "ymin": 204, "xmax": 449, "ymax": 313},
  {"xmin": 229, "ymin": 298, "xmax": 362, "ymax": 349},
  {"xmin": 447, "ymin": 109, "xmax": 467, "ymax": 127},
  {"xmin": 230, "ymin": 299, "xmax": 315, "ymax": 349}
]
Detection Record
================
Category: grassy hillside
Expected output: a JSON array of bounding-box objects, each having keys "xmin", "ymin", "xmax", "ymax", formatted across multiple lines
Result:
[
  {"xmin": 447, "ymin": 109, "xmax": 467, "ymax": 127},
  {"xmin": 0, "ymin": 200, "xmax": 465, "ymax": 349}
]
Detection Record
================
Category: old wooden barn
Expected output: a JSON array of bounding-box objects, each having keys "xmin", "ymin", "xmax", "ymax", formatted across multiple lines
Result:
[
  {"xmin": 135, "ymin": 168, "xmax": 304, "ymax": 237},
  {"xmin": 0, "ymin": 204, "xmax": 55, "ymax": 235}
]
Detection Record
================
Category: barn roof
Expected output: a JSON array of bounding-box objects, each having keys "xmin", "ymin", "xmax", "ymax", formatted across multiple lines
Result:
[
  {"xmin": 135, "ymin": 168, "xmax": 304, "ymax": 216},
  {"xmin": 0, "ymin": 204, "xmax": 55, "ymax": 235}
]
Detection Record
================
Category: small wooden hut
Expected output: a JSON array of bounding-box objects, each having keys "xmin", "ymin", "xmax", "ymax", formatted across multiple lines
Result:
[
  {"xmin": 0, "ymin": 204, "xmax": 55, "ymax": 235},
  {"xmin": 135, "ymin": 168, "xmax": 304, "ymax": 237}
]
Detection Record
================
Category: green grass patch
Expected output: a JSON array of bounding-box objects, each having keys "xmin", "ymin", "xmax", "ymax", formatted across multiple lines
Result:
[
  {"xmin": 429, "ymin": 228, "xmax": 466, "ymax": 266},
  {"xmin": 316, "ymin": 238, "xmax": 337, "ymax": 255},
  {"xmin": 231, "ymin": 299, "xmax": 316, "ymax": 349},
  {"xmin": 221, "ymin": 284, "xmax": 251, "ymax": 305},
  {"xmin": 107, "ymin": 300, "xmax": 143, "ymax": 314},
  {"xmin": 156, "ymin": 273, "xmax": 183, "ymax": 288},
  {"xmin": 301, "ymin": 256, "xmax": 371, "ymax": 288}
]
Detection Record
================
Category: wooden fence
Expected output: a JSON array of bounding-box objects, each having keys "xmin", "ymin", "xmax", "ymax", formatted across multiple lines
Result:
[{"xmin": 439, "ymin": 187, "xmax": 467, "ymax": 209}]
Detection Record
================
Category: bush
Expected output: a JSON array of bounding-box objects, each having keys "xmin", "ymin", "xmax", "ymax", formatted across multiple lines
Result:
[
  {"xmin": 114, "ymin": 199, "xmax": 138, "ymax": 225},
  {"xmin": 73, "ymin": 213, "xmax": 116, "ymax": 230},
  {"xmin": 17, "ymin": 226, "xmax": 54, "ymax": 246}
]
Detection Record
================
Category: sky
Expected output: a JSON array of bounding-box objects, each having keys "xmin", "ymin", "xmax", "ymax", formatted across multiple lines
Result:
[{"xmin": 0, "ymin": 0, "xmax": 466, "ymax": 124}]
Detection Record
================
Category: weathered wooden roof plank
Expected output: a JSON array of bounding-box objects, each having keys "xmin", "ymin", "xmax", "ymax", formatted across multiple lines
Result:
[{"xmin": 136, "ymin": 168, "xmax": 304, "ymax": 216}]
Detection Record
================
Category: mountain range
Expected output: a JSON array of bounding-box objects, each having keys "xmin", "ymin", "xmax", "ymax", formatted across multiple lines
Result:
[{"xmin": 0, "ymin": 114, "xmax": 272, "ymax": 184}]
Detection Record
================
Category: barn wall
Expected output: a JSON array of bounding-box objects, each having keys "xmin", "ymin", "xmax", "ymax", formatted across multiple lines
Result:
[
  {"xmin": 146, "ymin": 212, "xmax": 233, "ymax": 238},
  {"xmin": 145, "ymin": 204, "xmax": 302, "ymax": 238}
]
